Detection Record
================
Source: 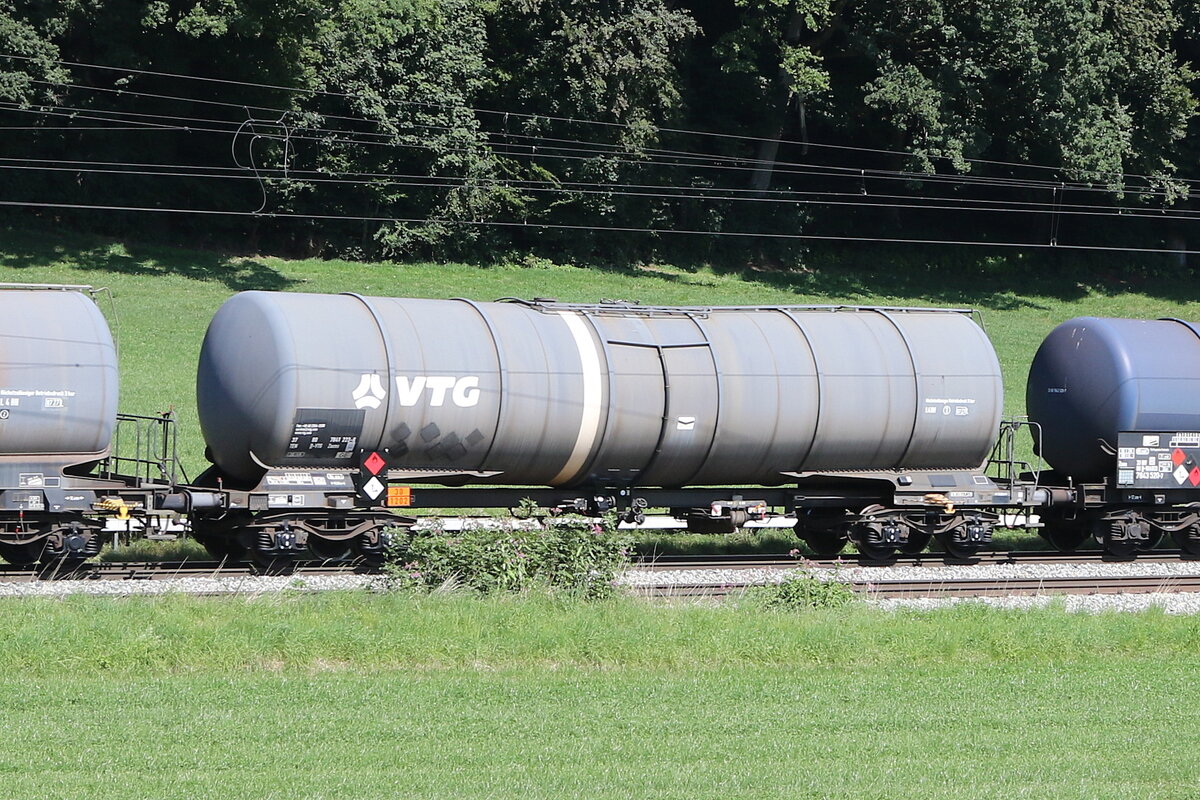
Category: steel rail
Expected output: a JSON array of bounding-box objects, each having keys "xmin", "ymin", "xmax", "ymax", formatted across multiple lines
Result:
[
  {"xmin": 0, "ymin": 549, "xmax": 1195, "ymax": 585},
  {"xmin": 635, "ymin": 573, "xmax": 1200, "ymax": 600},
  {"xmin": 631, "ymin": 550, "xmax": 1194, "ymax": 570},
  {"xmin": 0, "ymin": 560, "xmax": 372, "ymax": 582}
]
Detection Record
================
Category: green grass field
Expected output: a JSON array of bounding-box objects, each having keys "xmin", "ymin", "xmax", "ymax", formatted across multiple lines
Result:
[
  {"xmin": 2, "ymin": 230, "xmax": 1200, "ymax": 798},
  {"xmin": 2, "ymin": 592, "xmax": 1200, "ymax": 799}
]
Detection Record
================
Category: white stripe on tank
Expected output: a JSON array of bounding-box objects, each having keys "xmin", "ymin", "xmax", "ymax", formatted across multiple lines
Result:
[{"xmin": 550, "ymin": 310, "xmax": 603, "ymax": 485}]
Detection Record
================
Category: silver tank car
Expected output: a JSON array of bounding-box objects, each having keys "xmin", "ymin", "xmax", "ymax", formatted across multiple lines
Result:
[
  {"xmin": 197, "ymin": 292, "xmax": 1003, "ymax": 487},
  {"xmin": 0, "ymin": 286, "xmax": 118, "ymax": 462}
]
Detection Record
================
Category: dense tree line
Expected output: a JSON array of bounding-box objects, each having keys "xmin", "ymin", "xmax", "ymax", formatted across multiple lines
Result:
[{"xmin": 1, "ymin": 0, "xmax": 1196, "ymax": 263}]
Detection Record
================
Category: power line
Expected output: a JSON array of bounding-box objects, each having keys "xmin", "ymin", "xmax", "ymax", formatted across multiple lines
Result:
[
  {"xmin": 2, "ymin": 158, "xmax": 1195, "ymax": 223},
  {"xmin": 0, "ymin": 198, "xmax": 1194, "ymax": 255},
  {"xmin": 5, "ymin": 101, "xmax": 1182, "ymax": 201},
  {"xmin": 0, "ymin": 124, "xmax": 172, "ymax": 131},
  {"xmin": 29, "ymin": 76, "xmax": 1159, "ymax": 197},
  {"xmin": 21, "ymin": 75, "xmax": 1176, "ymax": 198},
  {"xmin": 2, "ymin": 52, "xmax": 1190, "ymax": 191}
]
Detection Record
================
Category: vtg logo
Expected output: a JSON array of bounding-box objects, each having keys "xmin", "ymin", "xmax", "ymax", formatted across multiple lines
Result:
[
  {"xmin": 352, "ymin": 374, "xmax": 481, "ymax": 409},
  {"xmin": 396, "ymin": 376, "xmax": 481, "ymax": 407},
  {"xmin": 351, "ymin": 374, "xmax": 387, "ymax": 409}
]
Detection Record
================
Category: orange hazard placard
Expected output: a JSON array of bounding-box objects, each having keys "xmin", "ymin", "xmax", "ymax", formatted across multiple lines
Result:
[{"xmin": 387, "ymin": 486, "xmax": 413, "ymax": 507}]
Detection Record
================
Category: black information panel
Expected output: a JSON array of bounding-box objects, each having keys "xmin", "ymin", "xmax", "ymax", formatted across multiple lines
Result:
[
  {"xmin": 1116, "ymin": 432, "xmax": 1200, "ymax": 489},
  {"xmin": 285, "ymin": 408, "xmax": 365, "ymax": 462}
]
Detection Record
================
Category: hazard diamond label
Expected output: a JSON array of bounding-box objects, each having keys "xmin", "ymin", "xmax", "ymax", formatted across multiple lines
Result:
[
  {"xmin": 362, "ymin": 476, "xmax": 385, "ymax": 500},
  {"xmin": 363, "ymin": 451, "xmax": 386, "ymax": 475},
  {"xmin": 1118, "ymin": 431, "xmax": 1200, "ymax": 490}
]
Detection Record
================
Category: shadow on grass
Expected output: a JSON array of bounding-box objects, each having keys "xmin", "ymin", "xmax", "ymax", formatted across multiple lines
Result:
[
  {"xmin": 0, "ymin": 228, "xmax": 296, "ymax": 292},
  {"xmin": 6, "ymin": 225, "xmax": 1198, "ymax": 310},
  {"xmin": 521, "ymin": 243, "xmax": 1199, "ymax": 311}
]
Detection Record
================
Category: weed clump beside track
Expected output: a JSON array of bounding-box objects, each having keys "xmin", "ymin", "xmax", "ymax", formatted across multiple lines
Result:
[
  {"xmin": 747, "ymin": 565, "xmax": 857, "ymax": 610},
  {"xmin": 379, "ymin": 519, "xmax": 633, "ymax": 599}
]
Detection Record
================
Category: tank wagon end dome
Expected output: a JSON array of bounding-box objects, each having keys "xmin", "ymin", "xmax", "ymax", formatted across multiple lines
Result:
[
  {"xmin": 0, "ymin": 288, "xmax": 118, "ymax": 460},
  {"xmin": 1027, "ymin": 316, "xmax": 1200, "ymax": 481},
  {"xmin": 196, "ymin": 291, "xmax": 301, "ymax": 484}
]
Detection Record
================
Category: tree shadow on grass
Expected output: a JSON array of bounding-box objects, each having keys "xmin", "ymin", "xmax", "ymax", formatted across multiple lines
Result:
[
  {"xmin": 564, "ymin": 243, "xmax": 1200, "ymax": 311},
  {"xmin": 0, "ymin": 228, "xmax": 296, "ymax": 292},
  {"xmin": 744, "ymin": 245, "xmax": 1200, "ymax": 309}
]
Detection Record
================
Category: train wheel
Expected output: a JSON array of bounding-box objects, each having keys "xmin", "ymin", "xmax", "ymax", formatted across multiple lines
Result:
[
  {"xmin": 900, "ymin": 533, "xmax": 931, "ymax": 555},
  {"xmin": 1096, "ymin": 521, "xmax": 1138, "ymax": 559},
  {"xmin": 194, "ymin": 534, "xmax": 247, "ymax": 562},
  {"xmin": 40, "ymin": 557, "xmax": 88, "ymax": 577},
  {"xmin": 939, "ymin": 536, "xmax": 983, "ymax": 561},
  {"xmin": 1138, "ymin": 528, "xmax": 1164, "ymax": 552},
  {"xmin": 1040, "ymin": 523, "xmax": 1090, "ymax": 553},
  {"xmin": 855, "ymin": 540, "xmax": 897, "ymax": 561},
  {"xmin": 1171, "ymin": 524, "xmax": 1200, "ymax": 557},
  {"xmin": 0, "ymin": 541, "xmax": 44, "ymax": 565},
  {"xmin": 250, "ymin": 551, "xmax": 296, "ymax": 576},
  {"xmin": 192, "ymin": 513, "xmax": 251, "ymax": 562},
  {"xmin": 800, "ymin": 529, "xmax": 848, "ymax": 557},
  {"xmin": 353, "ymin": 519, "xmax": 409, "ymax": 568},
  {"xmin": 308, "ymin": 536, "xmax": 351, "ymax": 561},
  {"xmin": 849, "ymin": 524, "xmax": 897, "ymax": 561}
]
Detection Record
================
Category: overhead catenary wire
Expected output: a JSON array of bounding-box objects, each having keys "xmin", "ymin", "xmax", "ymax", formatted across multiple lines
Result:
[
  {"xmin": 2, "ymin": 100, "xmax": 1183, "ymax": 202},
  {"xmin": 4, "ymin": 151, "xmax": 1151, "ymax": 219},
  {"xmin": 0, "ymin": 198, "xmax": 1196, "ymax": 256},
  {"xmin": 3, "ymin": 51, "xmax": 1192, "ymax": 190},
  {"xmin": 1, "ymin": 157, "xmax": 1197, "ymax": 223},
  {"xmin": 18, "ymin": 76, "xmax": 1142, "ymax": 195},
  {"xmin": 11, "ymin": 75, "xmax": 1177, "ymax": 198},
  {"xmin": 1, "ymin": 54, "xmax": 1193, "ymax": 256}
]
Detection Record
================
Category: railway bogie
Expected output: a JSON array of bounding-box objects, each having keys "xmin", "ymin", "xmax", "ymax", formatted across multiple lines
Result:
[{"xmin": 190, "ymin": 506, "xmax": 409, "ymax": 568}]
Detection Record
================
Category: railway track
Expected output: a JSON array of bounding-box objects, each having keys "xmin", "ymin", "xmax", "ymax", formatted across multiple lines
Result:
[
  {"xmin": 638, "ymin": 573, "xmax": 1200, "ymax": 600},
  {"xmin": 0, "ymin": 560, "xmax": 370, "ymax": 583},
  {"xmin": 0, "ymin": 548, "xmax": 1183, "ymax": 583},
  {"xmin": 632, "ymin": 549, "xmax": 1196, "ymax": 570},
  {"xmin": 3, "ymin": 552, "xmax": 1200, "ymax": 608}
]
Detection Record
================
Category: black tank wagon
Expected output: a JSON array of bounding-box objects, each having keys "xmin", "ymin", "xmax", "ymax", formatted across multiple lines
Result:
[{"xmin": 1028, "ymin": 316, "xmax": 1200, "ymax": 556}]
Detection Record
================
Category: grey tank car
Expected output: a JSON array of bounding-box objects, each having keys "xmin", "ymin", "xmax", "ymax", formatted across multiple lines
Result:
[
  {"xmin": 0, "ymin": 285, "xmax": 181, "ymax": 564},
  {"xmin": 197, "ymin": 292, "xmax": 1003, "ymax": 488},
  {"xmin": 190, "ymin": 292, "xmax": 1022, "ymax": 565}
]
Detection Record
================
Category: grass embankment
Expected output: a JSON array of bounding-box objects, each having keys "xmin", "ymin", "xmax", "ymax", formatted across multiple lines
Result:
[
  {"xmin": 3, "ymin": 232, "xmax": 1200, "ymax": 797},
  {"xmin": 1, "ymin": 592, "xmax": 1198, "ymax": 799}
]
